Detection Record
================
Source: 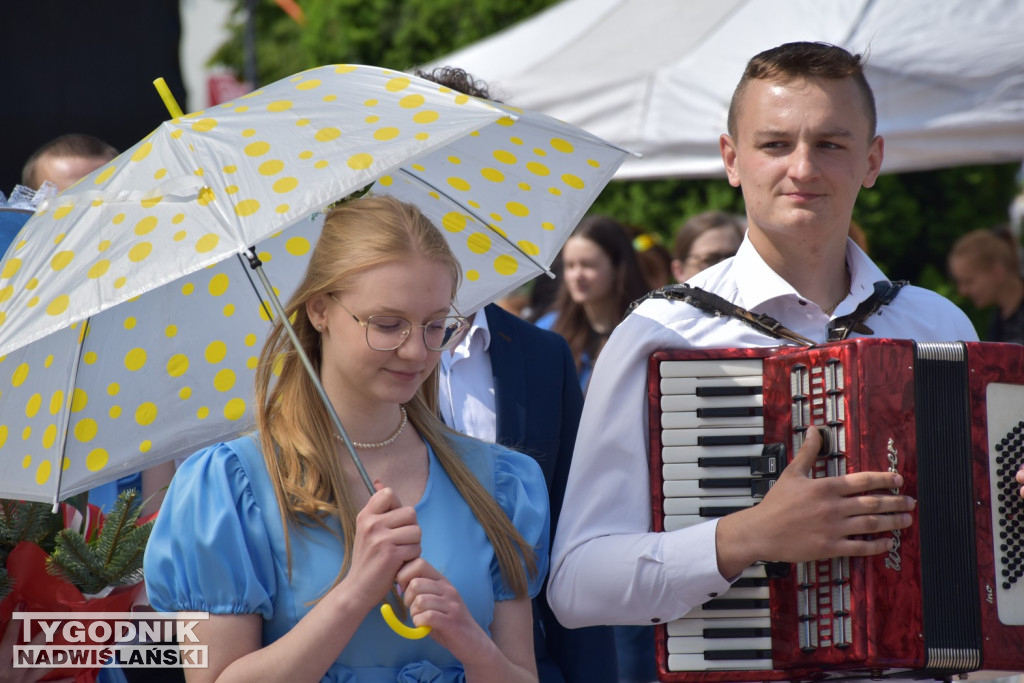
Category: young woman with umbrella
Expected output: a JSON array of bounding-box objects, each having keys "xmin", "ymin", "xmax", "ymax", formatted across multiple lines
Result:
[{"xmin": 143, "ymin": 195, "xmax": 548, "ymax": 682}]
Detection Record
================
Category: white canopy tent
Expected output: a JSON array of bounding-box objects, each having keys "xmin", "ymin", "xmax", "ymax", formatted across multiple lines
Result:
[{"xmin": 428, "ymin": 0, "xmax": 1024, "ymax": 179}]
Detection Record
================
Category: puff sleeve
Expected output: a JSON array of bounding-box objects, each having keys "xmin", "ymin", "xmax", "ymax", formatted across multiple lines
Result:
[
  {"xmin": 490, "ymin": 446, "xmax": 550, "ymax": 601},
  {"xmin": 143, "ymin": 439, "xmax": 277, "ymax": 617}
]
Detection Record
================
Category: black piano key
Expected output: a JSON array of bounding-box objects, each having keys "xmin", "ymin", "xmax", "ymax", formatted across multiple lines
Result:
[
  {"xmin": 704, "ymin": 649, "xmax": 773, "ymax": 661},
  {"xmin": 732, "ymin": 577, "xmax": 769, "ymax": 588},
  {"xmin": 695, "ymin": 477, "xmax": 776, "ymax": 498},
  {"xmin": 696, "ymin": 406, "xmax": 764, "ymax": 418},
  {"xmin": 696, "ymin": 386, "xmax": 763, "ymax": 397},
  {"xmin": 702, "ymin": 598, "xmax": 770, "ymax": 610},
  {"xmin": 697, "ymin": 456, "xmax": 756, "ymax": 467},
  {"xmin": 699, "ymin": 505, "xmax": 751, "ymax": 517},
  {"xmin": 698, "ymin": 434, "xmax": 764, "ymax": 446},
  {"xmin": 699, "ymin": 477, "xmax": 762, "ymax": 489},
  {"xmin": 703, "ymin": 627, "xmax": 772, "ymax": 639}
]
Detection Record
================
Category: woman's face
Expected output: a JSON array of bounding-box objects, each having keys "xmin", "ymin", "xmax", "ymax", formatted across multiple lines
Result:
[
  {"xmin": 309, "ymin": 256, "xmax": 454, "ymax": 411},
  {"xmin": 562, "ymin": 236, "xmax": 616, "ymax": 305}
]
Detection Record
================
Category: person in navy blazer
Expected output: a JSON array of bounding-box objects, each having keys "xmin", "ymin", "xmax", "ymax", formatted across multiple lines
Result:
[{"xmin": 481, "ymin": 303, "xmax": 618, "ymax": 683}]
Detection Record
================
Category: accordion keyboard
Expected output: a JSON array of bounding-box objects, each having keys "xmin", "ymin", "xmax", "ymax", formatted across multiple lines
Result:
[{"xmin": 657, "ymin": 357, "xmax": 781, "ymax": 672}]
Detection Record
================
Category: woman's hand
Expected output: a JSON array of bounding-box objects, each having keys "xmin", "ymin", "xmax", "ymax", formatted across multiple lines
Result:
[
  {"xmin": 397, "ymin": 559, "xmax": 486, "ymax": 659},
  {"xmin": 346, "ymin": 484, "xmax": 422, "ymax": 610}
]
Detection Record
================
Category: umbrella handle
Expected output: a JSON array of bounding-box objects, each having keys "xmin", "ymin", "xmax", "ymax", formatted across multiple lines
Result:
[
  {"xmin": 153, "ymin": 77, "xmax": 184, "ymax": 118},
  {"xmin": 380, "ymin": 603, "xmax": 432, "ymax": 640}
]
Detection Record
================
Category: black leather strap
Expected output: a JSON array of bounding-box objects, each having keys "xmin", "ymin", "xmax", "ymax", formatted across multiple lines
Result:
[
  {"xmin": 629, "ymin": 280, "xmax": 907, "ymax": 346},
  {"xmin": 628, "ymin": 284, "xmax": 817, "ymax": 347},
  {"xmin": 827, "ymin": 280, "xmax": 907, "ymax": 341}
]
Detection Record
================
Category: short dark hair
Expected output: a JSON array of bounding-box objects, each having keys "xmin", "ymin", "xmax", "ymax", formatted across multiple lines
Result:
[
  {"xmin": 726, "ymin": 41, "xmax": 877, "ymax": 139},
  {"xmin": 414, "ymin": 66, "xmax": 493, "ymax": 101},
  {"xmin": 22, "ymin": 133, "xmax": 118, "ymax": 187}
]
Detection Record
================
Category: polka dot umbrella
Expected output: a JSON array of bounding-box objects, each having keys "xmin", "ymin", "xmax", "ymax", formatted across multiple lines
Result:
[{"xmin": 0, "ymin": 64, "xmax": 629, "ymax": 505}]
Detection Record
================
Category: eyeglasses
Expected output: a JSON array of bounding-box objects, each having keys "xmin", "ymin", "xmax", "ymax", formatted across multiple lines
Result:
[
  {"xmin": 685, "ymin": 251, "xmax": 735, "ymax": 270},
  {"xmin": 328, "ymin": 293, "xmax": 468, "ymax": 352}
]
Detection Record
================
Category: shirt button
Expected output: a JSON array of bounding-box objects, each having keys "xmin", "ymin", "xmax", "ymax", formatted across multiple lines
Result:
[
  {"xmin": 798, "ymin": 300, "xmax": 807, "ymax": 306},
  {"xmin": 651, "ymin": 618, "xmax": 661, "ymax": 623},
  {"xmin": 708, "ymin": 592, "xmax": 718, "ymax": 598}
]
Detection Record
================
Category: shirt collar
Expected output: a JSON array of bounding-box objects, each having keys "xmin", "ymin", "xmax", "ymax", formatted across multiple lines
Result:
[
  {"xmin": 443, "ymin": 307, "xmax": 492, "ymax": 368},
  {"xmin": 695, "ymin": 236, "xmax": 889, "ymax": 313}
]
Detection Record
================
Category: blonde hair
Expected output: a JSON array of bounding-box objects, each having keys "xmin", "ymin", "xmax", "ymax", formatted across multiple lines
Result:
[{"xmin": 253, "ymin": 195, "xmax": 537, "ymax": 602}]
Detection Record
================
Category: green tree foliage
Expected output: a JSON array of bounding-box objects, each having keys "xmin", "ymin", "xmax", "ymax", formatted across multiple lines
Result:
[
  {"xmin": 209, "ymin": 0, "xmax": 561, "ymax": 85},
  {"xmin": 47, "ymin": 490, "xmax": 154, "ymax": 595},
  {"xmin": 208, "ymin": 1, "xmax": 1024, "ymax": 338}
]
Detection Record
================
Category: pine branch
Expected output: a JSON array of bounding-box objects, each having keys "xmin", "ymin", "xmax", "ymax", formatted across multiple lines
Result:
[
  {"xmin": 46, "ymin": 490, "xmax": 152, "ymax": 594},
  {"xmin": 0, "ymin": 567, "xmax": 12, "ymax": 602},
  {"xmin": 95, "ymin": 490, "xmax": 143, "ymax": 568},
  {"xmin": 103, "ymin": 521, "xmax": 153, "ymax": 585},
  {"xmin": 48, "ymin": 529, "xmax": 113, "ymax": 595}
]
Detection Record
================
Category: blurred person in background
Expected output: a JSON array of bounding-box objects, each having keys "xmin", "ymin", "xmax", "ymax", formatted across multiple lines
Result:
[
  {"xmin": 21, "ymin": 134, "xmax": 118, "ymax": 192},
  {"xmin": 630, "ymin": 229, "xmax": 674, "ymax": 290},
  {"xmin": 537, "ymin": 215, "xmax": 649, "ymax": 395},
  {"xmin": 420, "ymin": 65, "xmax": 619, "ymax": 683},
  {"xmin": 948, "ymin": 225, "xmax": 1024, "ymax": 344},
  {"xmin": 669, "ymin": 210, "xmax": 746, "ymax": 282}
]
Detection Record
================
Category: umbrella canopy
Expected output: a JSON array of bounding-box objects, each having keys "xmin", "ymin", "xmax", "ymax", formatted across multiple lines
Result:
[
  {"xmin": 427, "ymin": 0, "xmax": 1024, "ymax": 179},
  {"xmin": 0, "ymin": 64, "xmax": 629, "ymax": 503}
]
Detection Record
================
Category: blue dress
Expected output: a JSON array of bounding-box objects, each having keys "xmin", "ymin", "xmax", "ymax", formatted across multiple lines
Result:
[{"xmin": 143, "ymin": 433, "xmax": 549, "ymax": 683}]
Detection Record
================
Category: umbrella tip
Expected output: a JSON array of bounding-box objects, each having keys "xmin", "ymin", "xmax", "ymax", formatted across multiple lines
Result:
[{"xmin": 153, "ymin": 77, "xmax": 184, "ymax": 119}]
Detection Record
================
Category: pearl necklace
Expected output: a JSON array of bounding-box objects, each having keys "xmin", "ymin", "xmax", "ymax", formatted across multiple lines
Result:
[{"xmin": 350, "ymin": 406, "xmax": 408, "ymax": 449}]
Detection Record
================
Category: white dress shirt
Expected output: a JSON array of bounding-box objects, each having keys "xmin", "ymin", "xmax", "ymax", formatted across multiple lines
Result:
[
  {"xmin": 438, "ymin": 310, "xmax": 497, "ymax": 442},
  {"xmin": 547, "ymin": 237, "xmax": 979, "ymax": 628}
]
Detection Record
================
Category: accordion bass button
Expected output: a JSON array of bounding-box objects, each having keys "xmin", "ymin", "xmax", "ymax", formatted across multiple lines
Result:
[{"xmin": 814, "ymin": 426, "xmax": 833, "ymax": 455}]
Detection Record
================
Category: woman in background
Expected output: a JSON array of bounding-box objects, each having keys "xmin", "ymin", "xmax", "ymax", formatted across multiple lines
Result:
[{"xmin": 536, "ymin": 215, "xmax": 649, "ymax": 393}]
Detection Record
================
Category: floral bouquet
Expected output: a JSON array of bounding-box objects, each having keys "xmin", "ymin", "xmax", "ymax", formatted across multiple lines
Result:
[{"xmin": 0, "ymin": 490, "xmax": 155, "ymax": 682}]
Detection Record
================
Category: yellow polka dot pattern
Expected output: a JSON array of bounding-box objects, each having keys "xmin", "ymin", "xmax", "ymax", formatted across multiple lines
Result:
[
  {"xmin": 0, "ymin": 63, "xmax": 627, "ymax": 500},
  {"xmin": 0, "ymin": 217, "xmax": 323, "ymax": 501}
]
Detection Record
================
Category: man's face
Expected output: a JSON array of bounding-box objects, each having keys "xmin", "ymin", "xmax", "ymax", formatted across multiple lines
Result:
[
  {"xmin": 33, "ymin": 155, "xmax": 110, "ymax": 191},
  {"xmin": 719, "ymin": 77, "xmax": 883, "ymax": 248}
]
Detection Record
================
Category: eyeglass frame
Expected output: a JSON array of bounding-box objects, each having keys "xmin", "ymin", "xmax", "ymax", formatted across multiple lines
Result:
[{"xmin": 327, "ymin": 293, "xmax": 469, "ymax": 352}]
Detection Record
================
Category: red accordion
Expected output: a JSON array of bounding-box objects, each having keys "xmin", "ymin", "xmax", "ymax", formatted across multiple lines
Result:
[{"xmin": 648, "ymin": 338, "xmax": 1024, "ymax": 681}]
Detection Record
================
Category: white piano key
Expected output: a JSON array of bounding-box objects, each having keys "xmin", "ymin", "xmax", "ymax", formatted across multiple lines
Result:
[
  {"xmin": 662, "ymin": 478, "xmax": 758, "ymax": 499},
  {"xmin": 661, "ymin": 393, "xmax": 763, "ymax": 411},
  {"xmin": 661, "ymin": 374, "xmax": 764, "ymax": 396},
  {"xmin": 667, "ymin": 654, "xmax": 773, "ymax": 671},
  {"xmin": 661, "ymin": 462, "xmax": 752, "ymax": 480},
  {"xmin": 661, "ymin": 496, "xmax": 758, "ymax": 515},
  {"xmin": 660, "ymin": 359, "xmax": 764, "ymax": 378},
  {"xmin": 666, "ymin": 616, "xmax": 771, "ymax": 637},
  {"xmin": 661, "ymin": 426, "xmax": 762, "ymax": 447},
  {"xmin": 661, "ymin": 443, "xmax": 764, "ymax": 463},
  {"xmin": 661, "ymin": 412, "xmax": 763, "ymax": 429},
  {"xmin": 667, "ymin": 636, "xmax": 773, "ymax": 655}
]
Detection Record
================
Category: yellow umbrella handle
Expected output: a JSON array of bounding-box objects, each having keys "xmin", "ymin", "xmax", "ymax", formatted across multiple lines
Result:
[
  {"xmin": 380, "ymin": 603, "xmax": 431, "ymax": 640},
  {"xmin": 153, "ymin": 77, "xmax": 184, "ymax": 118}
]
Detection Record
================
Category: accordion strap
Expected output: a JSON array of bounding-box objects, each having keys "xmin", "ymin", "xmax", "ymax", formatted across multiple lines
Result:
[
  {"xmin": 628, "ymin": 283, "xmax": 817, "ymax": 346},
  {"xmin": 827, "ymin": 280, "xmax": 907, "ymax": 341},
  {"xmin": 629, "ymin": 280, "xmax": 907, "ymax": 347}
]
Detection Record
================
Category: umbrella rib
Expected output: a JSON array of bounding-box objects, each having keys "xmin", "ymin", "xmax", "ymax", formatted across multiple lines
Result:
[
  {"xmin": 394, "ymin": 168, "xmax": 555, "ymax": 279},
  {"xmin": 50, "ymin": 319, "xmax": 91, "ymax": 510},
  {"xmin": 239, "ymin": 251, "xmax": 376, "ymax": 496}
]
